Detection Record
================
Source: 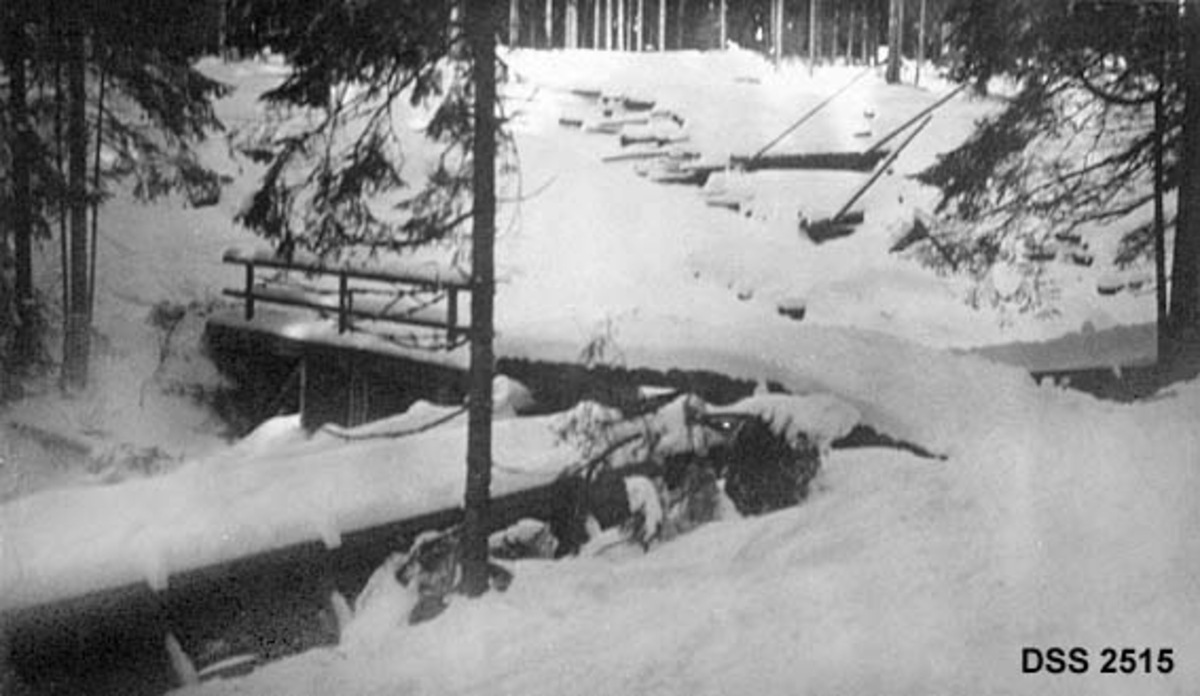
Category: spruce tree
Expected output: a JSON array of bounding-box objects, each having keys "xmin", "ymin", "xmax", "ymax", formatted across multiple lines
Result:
[
  {"xmin": 0, "ymin": 0, "xmax": 228, "ymax": 391},
  {"xmin": 915, "ymin": 0, "xmax": 1200, "ymax": 355}
]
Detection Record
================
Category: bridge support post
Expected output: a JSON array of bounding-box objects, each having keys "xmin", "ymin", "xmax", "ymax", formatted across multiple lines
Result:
[{"xmin": 243, "ymin": 263, "xmax": 256, "ymax": 320}]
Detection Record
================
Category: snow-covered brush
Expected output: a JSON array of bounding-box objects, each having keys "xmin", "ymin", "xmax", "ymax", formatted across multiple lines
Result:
[
  {"xmin": 338, "ymin": 526, "xmax": 514, "ymax": 654},
  {"xmin": 553, "ymin": 392, "xmax": 863, "ymax": 553}
]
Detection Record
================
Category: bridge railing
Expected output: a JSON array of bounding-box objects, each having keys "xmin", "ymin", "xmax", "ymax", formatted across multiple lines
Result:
[{"xmin": 221, "ymin": 246, "xmax": 472, "ymax": 348}]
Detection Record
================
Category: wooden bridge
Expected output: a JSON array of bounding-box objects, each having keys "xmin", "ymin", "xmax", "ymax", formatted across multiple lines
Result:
[
  {"xmin": 221, "ymin": 246, "xmax": 472, "ymax": 347},
  {"xmin": 209, "ymin": 246, "xmax": 476, "ymax": 430}
]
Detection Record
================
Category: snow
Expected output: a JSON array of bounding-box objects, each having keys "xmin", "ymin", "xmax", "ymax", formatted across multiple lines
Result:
[
  {"xmin": 710, "ymin": 393, "xmax": 861, "ymax": 450},
  {"xmin": 0, "ymin": 407, "xmax": 570, "ymax": 612},
  {"xmin": 172, "ymin": 381, "xmax": 1200, "ymax": 696},
  {"xmin": 0, "ymin": 46, "xmax": 1193, "ymax": 696}
]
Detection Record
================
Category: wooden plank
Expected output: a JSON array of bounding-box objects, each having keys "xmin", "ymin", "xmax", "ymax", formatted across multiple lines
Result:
[
  {"xmin": 746, "ymin": 68, "xmax": 871, "ymax": 164},
  {"xmin": 733, "ymin": 150, "xmax": 887, "ymax": 172},
  {"xmin": 829, "ymin": 114, "xmax": 933, "ymax": 223},
  {"xmin": 864, "ymin": 83, "xmax": 968, "ymax": 156}
]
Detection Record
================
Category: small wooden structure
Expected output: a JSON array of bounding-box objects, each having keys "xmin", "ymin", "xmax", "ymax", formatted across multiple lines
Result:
[
  {"xmin": 221, "ymin": 247, "xmax": 471, "ymax": 347},
  {"xmin": 212, "ymin": 247, "xmax": 475, "ymax": 430}
]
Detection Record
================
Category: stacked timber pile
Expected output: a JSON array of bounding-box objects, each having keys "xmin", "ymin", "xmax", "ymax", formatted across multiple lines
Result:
[{"xmin": 559, "ymin": 74, "xmax": 968, "ymax": 246}]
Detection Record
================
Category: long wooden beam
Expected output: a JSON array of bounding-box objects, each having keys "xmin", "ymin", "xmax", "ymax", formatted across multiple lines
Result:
[
  {"xmin": 831, "ymin": 115, "xmax": 932, "ymax": 223},
  {"xmin": 865, "ymin": 82, "xmax": 968, "ymax": 156}
]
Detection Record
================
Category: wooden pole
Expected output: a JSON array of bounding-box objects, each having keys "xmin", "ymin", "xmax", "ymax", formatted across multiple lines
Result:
[
  {"xmin": 545, "ymin": 0, "xmax": 554, "ymax": 47},
  {"xmin": 832, "ymin": 115, "xmax": 932, "ymax": 223},
  {"xmin": 749, "ymin": 68, "xmax": 870, "ymax": 162},
  {"xmin": 866, "ymin": 82, "xmax": 967, "ymax": 155}
]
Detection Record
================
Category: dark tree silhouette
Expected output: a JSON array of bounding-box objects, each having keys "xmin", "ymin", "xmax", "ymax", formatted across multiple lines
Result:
[
  {"xmin": 914, "ymin": 0, "xmax": 1200, "ymax": 359},
  {"xmin": 0, "ymin": 0, "xmax": 228, "ymax": 391}
]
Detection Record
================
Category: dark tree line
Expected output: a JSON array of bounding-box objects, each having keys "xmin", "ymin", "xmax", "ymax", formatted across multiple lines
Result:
[{"xmin": 506, "ymin": 0, "xmax": 919, "ymax": 66}]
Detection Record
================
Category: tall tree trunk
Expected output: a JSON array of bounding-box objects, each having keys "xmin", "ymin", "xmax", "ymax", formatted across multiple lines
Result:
[
  {"xmin": 217, "ymin": 0, "xmax": 228, "ymax": 55},
  {"xmin": 886, "ymin": 0, "xmax": 902, "ymax": 83},
  {"xmin": 510, "ymin": 0, "xmax": 520, "ymax": 45},
  {"xmin": 62, "ymin": 8, "xmax": 90, "ymax": 392},
  {"xmin": 864, "ymin": 1, "xmax": 873, "ymax": 65},
  {"xmin": 1155, "ymin": 57, "xmax": 1169, "ymax": 360},
  {"xmin": 831, "ymin": 1, "xmax": 840, "ymax": 63},
  {"xmin": 595, "ymin": 0, "xmax": 602, "ymax": 47},
  {"xmin": 51, "ymin": 0, "xmax": 71, "ymax": 364},
  {"xmin": 848, "ymin": 3, "xmax": 857, "ymax": 65},
  {"xmin": 462, "ymin": 0, "xmax": 498, "ymax": 598},
  {"xmin": 677, "ymin": 0, "xmax": 686, "ymax": 49},
  {"xmin": 545, "ymin": 0, "xmax": 554, "ymax": 47},
  {"xmin": 567, "ymin": 0, "xmax": 578, "ymax": 47},
  {"xmin": 88, "ymin": 61, "xmax": 107, "ymax": 326},
  {"xmin": 718, "ymin": 0, "xmax": 726, "ymax": 49},
  {"xmin": 617, "ymin": 0, "xmax": 625, "ymax": 49},
  {"xmin": 658, "ymin": 0, "xmax": 666, "ymax": 50},
  {"xmin": 808, "ymin": 0, "xmax": 818, "ymax": 74},
  {"xmin": 605, "ymin": 0, "xmax": 613, "ymax": 48},
  {"xmin": 7, "ymin": 9, "xmax": 37, "ymax": 368},
  {"xmin": 914, "ymin": 0, "xmax": 926, "ymax": 86},
  {"xmin": 1169, "ymin": 0, "xmax": 1200, "ymax": 343},
  {"xmin": 637, "ymin": 0, "xmax": 644, "ymax": 50},
  {"xmin": 772, "ymin": 0, "xmax": 783, "ymax": 67}
]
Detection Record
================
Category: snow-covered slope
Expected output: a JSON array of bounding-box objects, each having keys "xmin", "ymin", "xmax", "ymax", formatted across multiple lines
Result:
[{"xmin": 174, "ymin": 372, "xmax": 1200, "ymax": 696}]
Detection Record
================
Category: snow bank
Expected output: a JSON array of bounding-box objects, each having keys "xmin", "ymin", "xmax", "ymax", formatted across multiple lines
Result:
[
  {"xmin": 497, "ymin": 311, "xmax": 1039, "ymax": 457},
  {"xmin": 0, "ymin": 412, "xmax": 572, "ymax": 613},
  {"xmin": 177, "ymin": 377, "xmax": 1200, "ymax": 696},
  {"xmin": 711, "ymin": 392, "xmax": 860, "ymax": 449}
]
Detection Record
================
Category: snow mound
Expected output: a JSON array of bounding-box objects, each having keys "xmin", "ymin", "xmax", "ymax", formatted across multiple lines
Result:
[{"xmin": 711, "ymin": 393, "xmax": 860, "ymax": 449}]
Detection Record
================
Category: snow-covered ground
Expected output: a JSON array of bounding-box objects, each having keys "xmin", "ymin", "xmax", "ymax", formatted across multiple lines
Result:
[
  {"xmin": 167, "ymin": 345, "xmax": 1200, "ymax": 696},
  {"xmin": 1, "ymin": 48, "xmax": 1193, "ymax": 695}
]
